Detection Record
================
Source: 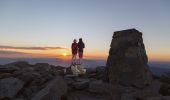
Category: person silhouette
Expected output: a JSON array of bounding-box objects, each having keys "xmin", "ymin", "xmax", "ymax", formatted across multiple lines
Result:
[
  {"xmin": 71, "ymin": 39, "xmax": 78, "ymax": 64},
  {"xmin": 78, "ymin": 38, "xmax": 85, "ymax": 64}
]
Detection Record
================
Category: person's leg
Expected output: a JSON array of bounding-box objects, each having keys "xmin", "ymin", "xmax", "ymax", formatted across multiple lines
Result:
[
  {"xmin": 81, "ymin": 52, "xmax": 83, "ymax": 64},
  {"xmin": 71, "ymin": 55, "xmax": 74, "ymax": 63},
  {"xmin": 72, "ymin": 54, "xmax": 76, "ymax": 63},
  {"xmin": 79, "ymin": 52, "xmax": 83, "ymax": 64},
  {"xmin": 74, "ymin": 54, "xmax": 77, "ymax": 64},
  {"xmin": 78, "ymin": 52, "xmax": 80, "ymax": 64}
]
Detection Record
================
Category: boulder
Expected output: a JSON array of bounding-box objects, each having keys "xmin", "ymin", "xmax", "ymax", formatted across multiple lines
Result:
[
  {"xmin": 31, "ymin": 76, "xmax": 67, "ymax": 100},
  {"xmin": 18, "ymin": 71, "xmax": 41, "ymax": 83},
  {"xmin": 88, "ymin": 80, "xmax": 123, "ymax": 95},
  {"xmin": 49, "ymin": 66, "xmax": 65, "ymax": 76},
  {"xmin": 72, "ymin": 78, "xmax": 90, "ymax": 90},
  {"xmin": 64, "ymin": 74, "xmax": 78, "ymax": 78},
  {"xmin": 0, "ymin": 77, "xmax": 24, "ymax": 98},
  {"xmin": 0, "ymin": 67, "xmax": 18, "ymax": 73},
  {"xmin": 96, "ymin": 66, "xmax": 105, "ymax": 79},
  {"xmin": 85, "ymin": 68, "xmax": 97, "ymax": 78},
  {"xmin": 128, "ymin": 88, "xmax": 163, "ymax": 100},
  {"xmin": 121, "ymin": 93, "xmax": 135, "ymax": 100},
  {"xmin": 160, "ymin": 72, "xmax": 170, "ymax": 84},
  {"xmin": 105, "ymin": 29, "xmax": 153, "ymax": 88},
  {"xmin": 0, "ymin": 73, "xmax": 12, "ymax": 79},
  {"xmin": 11, "ymin": 99, "xmax": 25, "ymax": 100},
  {"xmin": 64, "ymin": 91, "xmax": 111, "ymax": 100},
  {"xmin": 145, "ymin": 95, "xmax": 163, "ymax": 100},
  {"xmin": 34, "ymin": 63, "xmax": 51, "ymax": 74},
  {"xmin": 139, "ymin": 80, "xmax": 161, "ymax": 95},
  {"xmin": 64, "ymin": 77, "xmax": 75, "ymax": 85},
  {"xmin": 88, "ymin": 80, "xmax": 163, "ymax": 100},
  {"xmin": 22, "ymin": 87, "xmax": 34, "ymax": 99},
  {"xmin": 159, "ymin": 83, "xmax": 170, "ymax": 96},
  {"xmin": 5, "ymin": 61, "xmax": 31, "ymax": 69},
  {"xmin": 86, "ymin": 68, "xmax": 96, "ymax": 74},
  {"xmin": 12, "ymin": 67, "xmax": 34, "ymax": 77},
  {"xmin": 0, "ymin": 64, "xmax": 20, "ymax": 73},
  {"xmin": 163, "ymin": 96, "xmax": 170, "ymax": 100}
]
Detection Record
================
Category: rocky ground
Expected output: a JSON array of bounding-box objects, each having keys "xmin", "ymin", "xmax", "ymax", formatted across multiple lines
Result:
[
  {"xmin": 0, "ymin": 61, "xmax": 170, "ymax": 100},
  {"xmin": 0, "ymin": 61, "xmax": 65, "ymax": 100}
]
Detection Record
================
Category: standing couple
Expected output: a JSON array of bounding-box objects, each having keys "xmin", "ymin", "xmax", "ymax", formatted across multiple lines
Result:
[{"xmin": 71, "ymin": 38, "xmax": 85, "ymax": 64}]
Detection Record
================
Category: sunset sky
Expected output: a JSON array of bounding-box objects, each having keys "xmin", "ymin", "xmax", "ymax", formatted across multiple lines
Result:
[{"xmin": 0, "ymin": 0, "xmax": 170, "ymax": 61}]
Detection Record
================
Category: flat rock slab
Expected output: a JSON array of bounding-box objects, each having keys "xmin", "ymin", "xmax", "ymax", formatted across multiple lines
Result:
[
  {"xmin": 11, "ymin": 98, "xmax": 25, "ymax": 100},
  {"xmin": 75, "ymin": 78, "xmax": 90, "ymax": 82},
  {"xmin": 64, "ymin": 74, "xmax": 78, "ymax": 78},
  {"xmin": 65, "ymin": 91, "xmax": 110, "ymax": 100},
  {"xmin": 88, "ymin": 80, "xmax": 123, "ymax": 95},
  {"xmin": 0, "ymin": 77, "xmax": 24, "ymax": 98},
  {"xmin": 72, "ymin": 78, "xmax": 90, "ymax": 90}
]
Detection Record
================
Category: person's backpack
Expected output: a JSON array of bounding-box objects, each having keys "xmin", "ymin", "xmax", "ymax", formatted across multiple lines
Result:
[{"xmin": 78, "ymin": 42, "xmax": 85, "ymax": 49}]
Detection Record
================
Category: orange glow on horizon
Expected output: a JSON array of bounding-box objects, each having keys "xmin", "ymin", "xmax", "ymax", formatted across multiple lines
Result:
[
  {"xmin": 148, "ymin": 53, "xmax": 170, "ymax": 62},
  {"xmin": 146, "ymin": 48, "xmax": 170, "ymax": 61},
  {"xmin": 0, "ymin": 48, "xmax": 170, "ymax": 61}
]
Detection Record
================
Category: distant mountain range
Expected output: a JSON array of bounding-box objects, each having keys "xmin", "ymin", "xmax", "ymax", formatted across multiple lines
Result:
[
  {"xmin": 0, "ymin": 57, "xmax": 169, "ymax": 76},
  {"xmin": 149, "ymin": 61, "xmax": 170, "ymax": 76},
  {"xmin": 0, "ymin": 57, "xmax": 106, "ymax": 68}
]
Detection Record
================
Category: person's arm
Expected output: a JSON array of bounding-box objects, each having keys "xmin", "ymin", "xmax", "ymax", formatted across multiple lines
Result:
[{"xmin": 83, "ymin": 43, "xmax": 85, "ymax": 48}]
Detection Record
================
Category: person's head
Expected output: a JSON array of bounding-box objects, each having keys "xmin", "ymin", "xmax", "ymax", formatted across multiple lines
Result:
[
  {"xmin": 79, "ymin": 38, "xmax": 82, "ymax": 42},
  {"xmin": 73, "ymin": 39, "xmax": 77, "ymax": 43}
]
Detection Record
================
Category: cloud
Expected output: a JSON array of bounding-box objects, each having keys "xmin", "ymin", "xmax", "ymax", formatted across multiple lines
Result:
[
  {"xmin": 0, "ymin": 45, "xmax": 67, "ymax": 50},
  {"xmin": 0, "ymin": 45, "xmax": 69, "ymax": 58},
  {"xmin": 0, "ymin": 50, "xmax": 28, "ymax": 54},
  {"xmin": 0, "ymin": 50, "xmax": 58, "ymax": 58},
  {"xmin": 0, "ymin": 50, "xmax": 35, "ymax": 58}
]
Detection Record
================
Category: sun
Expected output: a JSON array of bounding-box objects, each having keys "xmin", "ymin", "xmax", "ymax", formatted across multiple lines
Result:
[{"xmin": 62, "ymin": 52, "xmax": 67, "ymax": 57}]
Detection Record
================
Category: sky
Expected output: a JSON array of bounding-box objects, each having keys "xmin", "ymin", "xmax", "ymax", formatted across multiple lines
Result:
[{"xmin": 0, "ymin": 0, "xmax": 170, "ymax": 61}]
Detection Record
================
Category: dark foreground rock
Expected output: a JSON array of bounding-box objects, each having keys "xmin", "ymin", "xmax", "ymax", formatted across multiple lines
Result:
[
  {"xmin": 159, "ymin": 72, "xmax": 170, "ymax": 96},
  {"xmin": 0, "ymin": 62, "xmax": 168, "ymax": 100},
  {"xmin": 0, "ymin": 77, "xmax": 24, "ymax": 99},
  {"xmin": 0, "ymin": 61, "xmax": 66, "ymax": 100},
  {"xmin": 31, "ymin": 76, "xmax": 67, "ymax": 100}
]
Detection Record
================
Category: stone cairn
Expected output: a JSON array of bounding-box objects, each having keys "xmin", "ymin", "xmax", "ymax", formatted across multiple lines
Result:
[{"xmin": 105, "ymin": 29, "xmax": 153, "ymax": 88}]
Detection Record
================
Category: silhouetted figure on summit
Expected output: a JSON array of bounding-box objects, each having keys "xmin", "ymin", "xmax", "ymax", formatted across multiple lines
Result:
[
  {"xmin": 78, "ymin": 38, "xmax": 85, "ymax": 64},
  {"xmin": 71, "ymin": 39, "xmax": 78, "ymax": 63},
  {"xmin": 70, "ymin": 38, "xmax": 86, "ymax": 76}
]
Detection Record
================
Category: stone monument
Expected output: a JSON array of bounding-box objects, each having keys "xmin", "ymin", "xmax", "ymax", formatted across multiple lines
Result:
[{"xmin": 105, "ymin": 29, "xmax": 153, "ymax": 88}]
